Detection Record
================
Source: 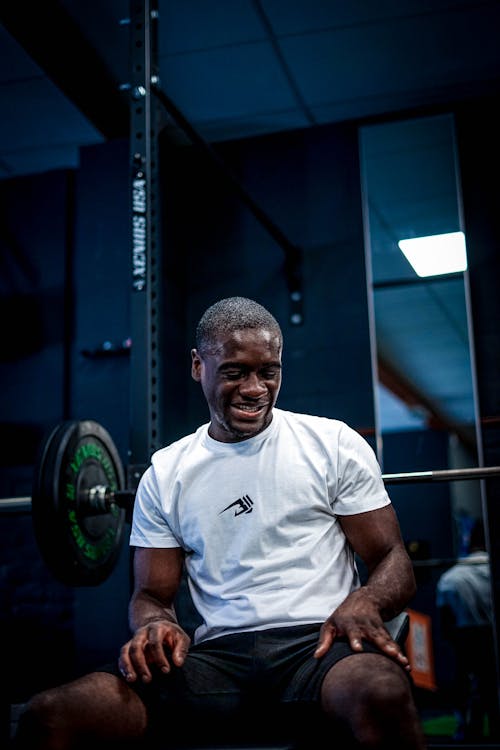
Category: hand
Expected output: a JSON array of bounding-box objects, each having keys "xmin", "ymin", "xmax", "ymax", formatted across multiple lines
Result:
[
  {"xmin": 314, "ymin": 589, "xmax": 410, "ymax": 670},
  {"xmin": 118, "ymin": 620, "xmax": 191, "ymax": 683}
]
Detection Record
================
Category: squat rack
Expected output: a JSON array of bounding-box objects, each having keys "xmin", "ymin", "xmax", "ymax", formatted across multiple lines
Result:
[{"xmin": 127, "ymin": 0, "xmax": 305, "ymax": 476}]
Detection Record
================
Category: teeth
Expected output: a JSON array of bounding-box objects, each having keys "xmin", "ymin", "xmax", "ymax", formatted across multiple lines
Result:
[{"xmin": 235, "ymin": 405, "xmax": 261, "ymax": 412}]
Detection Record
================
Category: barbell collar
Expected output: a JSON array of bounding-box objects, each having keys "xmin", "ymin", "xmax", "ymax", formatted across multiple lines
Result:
[
  {"xmin": 83, "ymin": 486, "xmax": 136, "ymax": 514},
  {"xmin": 85, "ymin": 484, "xmax": 113, "ymax": 514}
]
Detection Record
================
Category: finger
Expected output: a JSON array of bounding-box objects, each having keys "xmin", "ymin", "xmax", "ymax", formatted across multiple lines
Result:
[
  {"xmin": 145, "ymin": 635, "xmax": 173, "ymax": 674},
  {"xmin": 118, "ymin": 663, "xmax": 136, "ymax": 682},
  {"xmin": 382, "ymin": 644, "xmax": 411, "ymax": 670},
  {"xmin": 314, "ymin": 625, "xmax": 336, "ymax": 659},
  {"xmin": 171, "ymin": 637, "xmax": 190, "ymax": 667},
  {"xmin": 128, "ymin": 640, "xmax": 154, "ymax": 683},
  {"xmin": 348, "ymin": 633, "xmax": 364, "ymax": 652},
  {"xmin": 340, "ymin": 620, "xmax": 382, "ymax": 654},
  {"xmin": 384, "ymin": 642, "xmax": 411, "ymax": 669},
  {"xmin": 366, "ymin": 631, "xmax": 411, "ymax": 669},
  {"xmin": 118, "ymin": 645, "xmax": 139, "ymax": 683}
]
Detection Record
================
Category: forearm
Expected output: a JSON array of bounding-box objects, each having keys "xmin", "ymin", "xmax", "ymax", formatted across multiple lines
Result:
[{"xmin": 362, "ymin": 546, "xmax": 416, "ymax": 620}]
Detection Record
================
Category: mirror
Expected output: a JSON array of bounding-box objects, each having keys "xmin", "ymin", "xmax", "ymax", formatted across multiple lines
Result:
[
  {"xmin": 360, "ymin": 113, "xmax": 496, "ymax": 744},
  {"xmin": 360, "ymin": 113, "xmax": 480, "ymax": 464}
]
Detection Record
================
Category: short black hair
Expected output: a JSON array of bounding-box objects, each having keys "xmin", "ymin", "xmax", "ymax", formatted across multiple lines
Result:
[{"xmin": 196, "ymin": 297, "xmax": 282, "ymax": 354}]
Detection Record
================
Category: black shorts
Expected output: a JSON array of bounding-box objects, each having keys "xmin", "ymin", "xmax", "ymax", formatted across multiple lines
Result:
[{"xmin": 101, "ymin": 623, "xmax": 391, "ymax": 745}]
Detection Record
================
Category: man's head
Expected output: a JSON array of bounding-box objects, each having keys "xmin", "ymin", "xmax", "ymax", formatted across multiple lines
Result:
[{"xmin": 191, "ymin": 297, "xmax": 283, "ymax": 442}]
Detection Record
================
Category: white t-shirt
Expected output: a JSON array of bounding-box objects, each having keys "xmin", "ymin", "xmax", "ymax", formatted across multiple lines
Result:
[{"xmin": 130, "ymin": 408, "xmax": 390, "ymax": 643}]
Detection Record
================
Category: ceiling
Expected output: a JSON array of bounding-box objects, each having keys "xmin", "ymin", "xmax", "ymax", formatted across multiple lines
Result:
[{"xmin": 1, "ymin": 0, "xmax": 500, "ymax": 441}]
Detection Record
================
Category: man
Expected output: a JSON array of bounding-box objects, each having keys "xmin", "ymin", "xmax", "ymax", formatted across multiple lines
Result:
[
  {"xmin": 16, "ymin": 296, "xmax": 426, "ymax": 749},
  {"xmin": 436, "ymin": 519, "xmax": 497, "ymax": 741}
]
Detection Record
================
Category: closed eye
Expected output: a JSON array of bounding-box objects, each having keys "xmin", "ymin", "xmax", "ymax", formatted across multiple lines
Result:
[
  {"xmin": 261, "ymin": 368, "xmax": 280, "ymax": 379},
  {"xmin": 219, "ymin": 365, "xmax": 281, "ymax": 380},
  {"xmin": 221, "ymin": 368, "xmax": 245, "ymax": 380}
]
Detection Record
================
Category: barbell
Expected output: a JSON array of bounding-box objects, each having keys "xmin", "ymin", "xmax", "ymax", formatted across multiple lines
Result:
[{"xmin": 1, "ymin": 418, "xmax": 499, "ymax": 587}]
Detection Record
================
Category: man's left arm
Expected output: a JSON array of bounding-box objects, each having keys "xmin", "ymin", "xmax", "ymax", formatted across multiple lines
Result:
[{"xmin": 314, "ymin": 504, "xmax": 415, "ymax": 669}]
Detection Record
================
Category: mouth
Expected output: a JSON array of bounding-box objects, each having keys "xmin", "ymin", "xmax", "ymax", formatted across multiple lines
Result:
[{"xmin": 231, "ymin": 402, "xmax": 268, "ymax": 419}]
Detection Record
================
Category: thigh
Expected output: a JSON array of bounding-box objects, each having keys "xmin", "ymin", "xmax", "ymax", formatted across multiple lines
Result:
[
  {"xmin": 282, "ymin": 634, "xmax": 387, "ymax": 703},
  {"xmin": 104, "ymin": 633, "xmax": 257, "ymax": 744},
  {"xmin": 16, "ymin": 671, "xmax": 149, "ymax": 747}
]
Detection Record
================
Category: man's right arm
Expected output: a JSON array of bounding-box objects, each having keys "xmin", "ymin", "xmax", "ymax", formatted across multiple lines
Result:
[{"xmin": 119, "ymin": 546, "xmax": 191, "ymax": 683}]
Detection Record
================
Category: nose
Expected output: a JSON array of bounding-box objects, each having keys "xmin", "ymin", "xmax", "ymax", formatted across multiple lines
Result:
[{"xmin": 239, "ymin": 372, "xmax": 267, "ymax": 398}]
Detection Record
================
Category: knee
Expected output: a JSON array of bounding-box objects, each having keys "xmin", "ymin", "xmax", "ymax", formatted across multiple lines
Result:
[
  {"xmin": 322, "ymin": 657, "xmax": 419, "ymax": 748},
  {"xmin": 14, "ymin": 690, "xmax": 64, "ymax": 747},
  {"xmin": 16, "ymin": 690, "xmax": 63, "ymax": 739},
  {"xmin": 324, "ymin": 658, "xmax": 411, "ymax": 712}
]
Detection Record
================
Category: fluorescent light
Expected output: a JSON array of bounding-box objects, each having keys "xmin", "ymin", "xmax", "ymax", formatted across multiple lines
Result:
[{"xmin": 398, "ymin": 231, "xmax": 467, "ymax": 277}]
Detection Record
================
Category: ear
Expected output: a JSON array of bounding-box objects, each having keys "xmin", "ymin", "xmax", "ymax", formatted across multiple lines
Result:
[{"xmin": 191, "ymin": 348, "xmax": 202, "ymax": 382}]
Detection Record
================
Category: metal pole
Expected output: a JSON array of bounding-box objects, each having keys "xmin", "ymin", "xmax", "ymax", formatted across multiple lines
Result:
[
  {"xmin": 382, "ymin": 465, "xmax": 500, "ymax": 484},
  {"xmin": 0, "ymin": 497, "xmax": 32, "ymax": 513},
  {"xmin": 2, "ymin": 466, "xmax": 500, "ymax": 513},
  {"xmin": 128, "ymin": 0, "xmax": 162, "ymax": 489}
]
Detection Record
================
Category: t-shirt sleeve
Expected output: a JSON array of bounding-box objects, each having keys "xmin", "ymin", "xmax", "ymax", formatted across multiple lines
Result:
[
  {"xmin": 334, "ymin": 423, "xmax": 390, "ymax": 515},
  {"xmin": 129, "ymin": 464, "xmax": 181, "ymax": 548}
]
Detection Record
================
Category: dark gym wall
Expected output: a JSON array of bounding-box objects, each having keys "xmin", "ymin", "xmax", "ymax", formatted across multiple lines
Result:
[
  {"xmin": 160, "ymin": 121, "xmax": 378, "ymax": 446},
  {"xmin": 70, "ymin": 138, "xmax": 131, "ymax": 461},
  {"xmin": 0, "ymin": 171, "xmax": 72, "ymax": 496},
  {"xmin": 0, "ymin": 139, "xmax": 133, "ymax": 706},
  {"xmin": 69, "ymin": 138, "xmax": 132, "ymax": 672},
  {"xmin": 0, "ymin": 170, "xmax": 77, "ymax": 707}
]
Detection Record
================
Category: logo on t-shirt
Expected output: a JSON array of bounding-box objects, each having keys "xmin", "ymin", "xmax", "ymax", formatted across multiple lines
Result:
[{"xmin": 219, "ymin": 495, "xmax": 253, "ymax": 516}]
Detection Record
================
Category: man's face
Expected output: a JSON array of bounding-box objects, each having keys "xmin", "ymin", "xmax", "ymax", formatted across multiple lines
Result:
[{"xmin": 191, "ymin": 327, "xmax": 282, "ymax": 443}]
